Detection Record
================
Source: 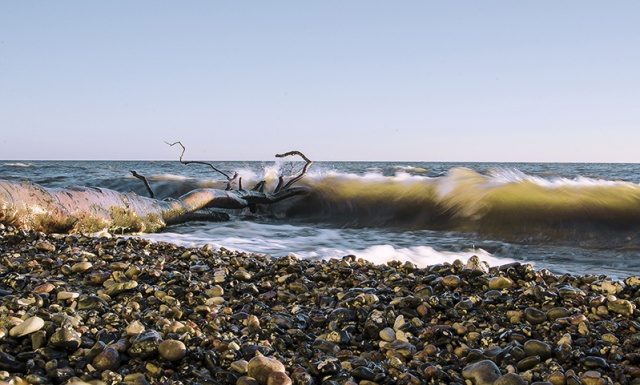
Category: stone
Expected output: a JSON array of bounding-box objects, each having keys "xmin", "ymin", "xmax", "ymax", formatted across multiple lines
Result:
[
  {"xmin": 461, "ymin": 360, "xmax": 501, "ymax": 385},
  {"xmin": 442, "ymin": 275, "xmax": 462, "ymax": 289},
  {"xmin": 50, "ymin": 325, "xmax": 82, "ymax": 350},
  {"xmin": 608, "ymin": 299, "xmax": 635, "ymax": 317},
  {"xmin": 129, "ymin": 329, "xmax": 162, "ymax": 359},
  {"xmin": 379, "ymin": 327, "xmax": 396, "ymax": 342},
  {"xmin": 489, "ymin": 276, "xmax": 514, "ymax": 290},
  {"xmin": 9, "ymin": 316, "xmax": 45, "ymax": 337},
  {"xmin": 231, "ymin": 359, "xmax": 249, "ymax": 374},
  {"xmin": 158, "ymin": 339, "xmax": 187, "ymax": 361},
  {"xmin": 93, "ymin": 346, "xmax": 121, "ymax": 371},
  {"xmin": 494, "ymin": 373, "xmax": 528, "ymax": 385},
  {"xmin": 126, "ymin": 320, "xmax": 146, "ymax": 336},
  {"xmin": 524, "ymin": 307, "xmax": 547, "ymax": 325},
  {"xmin": 71, "ymin": 261, "xmax": 93, "ymax": 272},
  {"xmin": 524, "ymin": 340, "xmax": 552, "ymax": 360},
  {"xmin": 267, "ymin": 371, "xmax": 292, "ymax": 385},
  {"xmin": 247, "ymin": 356, "xmax": 286, "ymax": 385}
]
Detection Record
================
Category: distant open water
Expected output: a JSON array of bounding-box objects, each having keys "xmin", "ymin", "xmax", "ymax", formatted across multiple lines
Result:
[{"xmin": 2, "ymin": 160, "xmax": 639, "ymax": 280}]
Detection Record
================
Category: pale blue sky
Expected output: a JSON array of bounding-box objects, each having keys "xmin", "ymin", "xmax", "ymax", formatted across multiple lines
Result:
[{"xmin": 1, "ymin": 1, "xmax": 638, "ymax": 161}]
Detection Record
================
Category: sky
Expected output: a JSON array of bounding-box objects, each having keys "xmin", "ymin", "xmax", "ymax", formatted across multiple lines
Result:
[{"xmin": 1, "ymin": 2, "xmax": 639, "ymax": 162}]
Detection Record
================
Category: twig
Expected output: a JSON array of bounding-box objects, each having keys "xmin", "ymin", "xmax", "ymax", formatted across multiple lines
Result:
[
  {"xmin": 274, "ymin": 151, "xmax": 313, "ymax": 192},
  {"xmin": 165, "ymin": 141, "xmax": 237, "ymax": 183},
  {"xmin": 130, "ymin": 171, "xmax": 154, "ymax": 198}
]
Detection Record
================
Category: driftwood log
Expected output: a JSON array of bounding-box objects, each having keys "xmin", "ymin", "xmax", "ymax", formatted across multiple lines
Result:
[{"xmin": 0, "ymin": 148, "xmax": 311, "ymax": 234}]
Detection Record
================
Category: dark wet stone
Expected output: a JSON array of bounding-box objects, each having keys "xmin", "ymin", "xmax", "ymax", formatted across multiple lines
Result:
[
  {"xmin": 93, "ymin": 346, "xmax": 121, "ymax": 371},
  {"xmin": 50, "ymin": 324, "xmax": 82, "ymax": 351},
  {"xmin": 462, "ymin": 360, "xmax": 501, "ymax": 385},
  {"xmin": 77, "ymin": 295, "xmax": 108, "ymax": 310},
  {"xmin": 517, "ymin": 355, "xmax": 541, "ymax": 371},
  {"xmin": 494, "ymin": 373, "xmax": 528, "ymax": 385},
  {"xmin": 582, "ymin": 356, "xmax": 610, "ymax": 370},
  {"xmin": 547, "ymin": 307, "xmax": 571, "ymax": 321},
  {"xmin": 328, "ymin": 307, "xmax": 357, "ymax": 324},
  {"xmin": 524, "ymin": 340, "xmax": 552, "ymax": 360},
  {"xmin": 0, "ymin": 350, "xmax": 26, "ymax": 373},
  {"xmin": 524, "ymin": 307, "xmax": 547, "ymax": 325},
  {"xmin": 128, "ymin": 329, "xmax": 162, "ymax": 358},
  {"xmin": 352, "ymin": 366, "xmax": 378, "ymax": 381},
  {"xmin": 364, "ymin": 309, "xmax": 387, "ymax": 338}
]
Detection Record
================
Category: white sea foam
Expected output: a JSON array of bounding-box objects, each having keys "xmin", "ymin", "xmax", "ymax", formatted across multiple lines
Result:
[{"xmin": 140, "ymin": 221, "xmax": 514, "ymax": 268}]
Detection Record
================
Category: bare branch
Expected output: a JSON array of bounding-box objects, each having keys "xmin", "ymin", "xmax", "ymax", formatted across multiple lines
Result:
[
  {"xmin": 131, "ymin": 171, "xmax": 155, "ymax": 198},
  {"xmin": 274, "ymin": 151, "xmax": 313, "ymax": 192},
  {"xmin": 165, "ymin": 141, "xmax": 234, "ymax": 181}
]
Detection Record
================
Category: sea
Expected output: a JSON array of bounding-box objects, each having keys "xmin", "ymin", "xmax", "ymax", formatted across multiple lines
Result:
[{"xmin": 2, "ymin": 160, "xmax": 639, "ymax": 281}]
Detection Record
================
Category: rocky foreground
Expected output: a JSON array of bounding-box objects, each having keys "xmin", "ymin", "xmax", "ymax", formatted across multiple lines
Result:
[{"xmin": 1, "ymin": 225, "xmax": 640, "ymax": 385}]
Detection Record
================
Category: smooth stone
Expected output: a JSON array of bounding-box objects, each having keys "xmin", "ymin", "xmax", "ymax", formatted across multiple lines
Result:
[
  {"xmin": 489, "ymin": 276, "xmax": 514, "ymax": 290},
  {"xmin": 546, "ymin": 307, "xmax": 571, "ymax": 321},
  {"xmin": 9, "ymin": 316, "xmax": 45, "ymax": 337},
  {"xmin": 126, "ymin": 320, "xmax": 146, "ymax": 336},
  {"xmin": 591, "ymin": 280, "xmax": 625, "ymax": 295},
  {"xmin": 364, "ymin": 309, "xmax": 387, "ymax": 338},
  {"xmin": 495, "ymin": 373, "xmax": 528, "ymax": 385},
  {"xmin": 465, "ymin": 255, "xmax": 489, "ymax": 273},
  {"xmin": 267, "ymin": 371, "xmax": 292, "ymax": 385},
  {"xmin": 442, "ymin": 275, "xmax": 462, "ymax": 289},
  {"xmin": 247, "ymin": 356, "xmax": 286, "ymax": 385},
  {"xmin": 35, "ymin": 241, "xmax": 56, "ymax": 252},
  {"xmin": 129, "ymin": 329, "xmax": 162, "ymax": 359},
  {"xmin": 123, "ymin": 373, "xmax": 151, "ymax": 385},
  {"xmin": 524, "ymin": 340, "xmax": 552, "ymax": 360},
  {"xmin": 33, "ymin": 283, "xmax": 56, "ymax": 294},
  {"xmin": 231, "ymin": 359, "xmax": 249, "ymax": 374},
  {"xmin": 57, "ymin": 291, "xmax": 80, "ymax": 301},
  {"xmin": 77, "ymin": 295, "xmax": 108, "ymax": 310},
  {"xmin": 158, "ymin": 340, "xmax": 186, "ymax": 361},
  {"xmin": 608, "ymin": 299, "xmax": 635, "ymax": 317},
  {"xmin": 93, "ymin": 346, "xmax": 121, "ymax": 371},
  {"xmin": 104, "ymin": 281, "xmax": 138, "ymax": 296},
  {"xmin": 461, "ymin": 360, "xmax": 501, "ymax": 385},
  {"xmin": 524, "ymin": 307, "xmax": 547, "ymax": 325},
  {"xmin": 547, "ymin": 371, "xmax": 566, "ymax": 385},
  {"xmin": 71, "ymin": 261, "xmax": 93, "ymax": 272},
  {"xmin": 517, "ymin": 355, "xmax": 541, "ymax": 371},
  {"xmin": 237, "ymin": 377, "xmax": 260, "ymax": 385},
  {"xmin": 379, "ymin": 327, "xmax": 396, "ymax": 342},
  {"xmin": 50, "ymin": 325, "xmax": 82, "ymax": 350},
  {"xmin": 0, "ymin": 349, "xmax": 26, "ymax": 372}
]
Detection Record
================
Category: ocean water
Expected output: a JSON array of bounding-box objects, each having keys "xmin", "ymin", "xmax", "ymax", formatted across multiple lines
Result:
[{"xmin": 2, "ymin": 160, "xmax": 639, "ymax": 280}]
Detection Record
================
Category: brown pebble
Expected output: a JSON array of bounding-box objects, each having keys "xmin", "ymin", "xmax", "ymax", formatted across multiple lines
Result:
[
  {"xmin": 158, "ymin": 340, "xmax": 187, "ymax": 361},
  {"xmin": 247, "ymin": 356, "xmax": 286, "ymax": 385},
  {"xmin": 267, "ymin": 371, "xmax": 292, "ymax": 385},
  {"xmin": 93, "ymin": 346, "xmax": 121, "ymax": 371}
]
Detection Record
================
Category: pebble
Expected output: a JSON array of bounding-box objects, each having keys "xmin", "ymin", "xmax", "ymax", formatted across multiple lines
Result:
[
  {"xmin": 494, "ymin": 373, "xmax": 528, "ymax": 385},
  {"xmin": 9, "ymin": 316, "xmax": 44, "ymax": 337},
  {"xmin": 93, "ymin": 346, "xmax": 121, "ymax": 371},
  {"xmin": 524, "ymin": 307, "xmax": 547, "ymax": 325},
  {"xmin": 489, "ymin": 276, "xmax": 514, "ymax": 290},
  {"xmin": 158, "ymin": 340, "xmax": 186, "ymax": 361},
  {"xmin": 524, "ymin": 339, "xmax": 552, "ymax": 360},
  {"xmin": 462, "ymin": 360, "xmax": 502, "ymax": 385},
  {"xmin": 247, "ymin": 356, "xmax": 286, "ymax": 385}
]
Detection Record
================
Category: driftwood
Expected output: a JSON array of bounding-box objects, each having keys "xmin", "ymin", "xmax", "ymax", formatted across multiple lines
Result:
[{"xmin": 0, "ymin": 149, "xmax": 312, "ymax": 234}]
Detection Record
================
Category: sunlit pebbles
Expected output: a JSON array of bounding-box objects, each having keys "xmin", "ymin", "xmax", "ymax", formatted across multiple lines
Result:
[{"xmin": 0, "ymin": 226, "xmax": 639, "ymax": 384}]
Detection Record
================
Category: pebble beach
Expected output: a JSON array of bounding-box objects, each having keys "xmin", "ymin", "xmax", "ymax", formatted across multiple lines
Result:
[{"xmin": 1, "ymin": 224, "xmax": 640, "ymax": 385}]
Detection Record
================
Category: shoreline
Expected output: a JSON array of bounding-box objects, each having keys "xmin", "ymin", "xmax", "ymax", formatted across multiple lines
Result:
[{"xmin": 0, "ymin": 225, "xmax": 639, "ymax": 385}]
